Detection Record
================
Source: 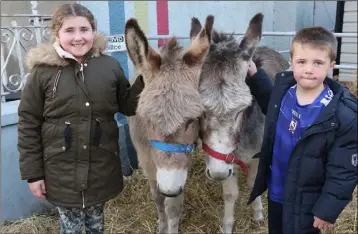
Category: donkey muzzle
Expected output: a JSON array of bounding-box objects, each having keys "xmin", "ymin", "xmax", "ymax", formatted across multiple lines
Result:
[{"xmin": 157, "ymin": 184, "xmax": 183, "ymax": 197}]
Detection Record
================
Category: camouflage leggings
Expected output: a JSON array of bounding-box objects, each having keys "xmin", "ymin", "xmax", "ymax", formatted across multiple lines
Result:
[{"xmin": 57, "ymin": 203, "xmax": 104, "ymax": 234}]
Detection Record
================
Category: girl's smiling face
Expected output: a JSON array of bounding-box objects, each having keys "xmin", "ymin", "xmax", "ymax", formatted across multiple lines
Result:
[{"xmin": 57, "ymin": 16, "xmax": 95, "ymax": 63}]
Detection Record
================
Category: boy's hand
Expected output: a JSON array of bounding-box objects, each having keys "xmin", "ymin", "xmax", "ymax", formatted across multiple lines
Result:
[
  {"xmin": 247, "ymin": 60, "xmax": 258, "ymax": 77},
  {"xmin": 28, "ymin": 180, "xmax": 47, "ymax": 199},
  {"xmin": 313, "ymin": 216, "xmax": 333, "ymax": 231}
]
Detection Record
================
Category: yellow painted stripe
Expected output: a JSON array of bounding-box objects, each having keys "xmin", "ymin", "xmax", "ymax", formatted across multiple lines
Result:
[{"xmin": 134, "ymin": 1, "xmax": 149, "ymax": 34}]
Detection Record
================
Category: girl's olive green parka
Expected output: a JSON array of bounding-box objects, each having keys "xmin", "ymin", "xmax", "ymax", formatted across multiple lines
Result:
[{"xmin": 18, "ymin": 34, "xmax": 144, "ymax": 208}]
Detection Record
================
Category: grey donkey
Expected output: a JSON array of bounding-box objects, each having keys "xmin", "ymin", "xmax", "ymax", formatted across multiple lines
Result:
[
  {"xmin": 191, "ymin": 13, "xmax": 289, "ymax": 233},
  {"xmin": 125, "ymin": 16, "xmax": 214, "ymax": 233}
]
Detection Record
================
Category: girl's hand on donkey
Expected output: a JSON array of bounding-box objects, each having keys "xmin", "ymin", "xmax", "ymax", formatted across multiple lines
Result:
[
  {"xmin": 313, "ymin": 216, "xmax": 333, "ymax": 231},
  {"xmin": 247, "ymin": 59, "xmax": 257, "ymax": 77},
  {"xmin": 28, "ymin": 180, "xmax": 47, "ymax": 199}
]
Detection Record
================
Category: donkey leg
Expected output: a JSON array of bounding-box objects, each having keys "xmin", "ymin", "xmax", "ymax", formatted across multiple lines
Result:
[
  {"xmin": 247, "ymin": 159, "xmax": 264, "ymax": 222},
  {"xmin": 139, "ymin": 151, "xmax": 168, "ymax": 234},
  {"xmin": 164, "ymin": 194, "xmax": 184, "ymax": 234},
  {"xmin": 149, "ymin": 181, "xmax": 168, "ymax": 233},
  {"xmin": 221, "ymin": 169, "xmax": 238, "ymax": 234}
]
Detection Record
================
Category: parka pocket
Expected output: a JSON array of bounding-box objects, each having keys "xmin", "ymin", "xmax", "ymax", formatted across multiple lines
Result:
[
  {"xmin": 43, "ymin": 138, "xmax": 68, "ymax": 161},
  {"xmin": 300, "ymin": 156, "xmax": 325, "ymax": 186},
  {"xmin": 94, "ymin": 142, "xmax": 119, "ymax": 157},
  {"xmin": 89, "ymin": 141, "xmax": 121, "ymax": 185},
  {"xmin": 43, "ymin": 137, "xmax": 75, "ymax": 189},
  {"xmin": 301, "ymin": 192, "xmax": 320, "ymax": 214},
  {"xmin": 44, "ymin": 70, "xmax": 62, "ymax": 100},
  {"xmin": 300, "ymin": 192, "xmax": 321, "ymax": 232}
]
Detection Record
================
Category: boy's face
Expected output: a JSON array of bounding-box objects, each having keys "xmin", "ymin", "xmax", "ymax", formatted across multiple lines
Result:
[{"xmin": 291, "ymin": 43, "xmax": 334, "ymax": 91}]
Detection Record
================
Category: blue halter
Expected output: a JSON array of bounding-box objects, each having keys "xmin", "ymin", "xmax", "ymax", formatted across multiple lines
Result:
[{"xmin": 150, "ymin": 140, "xmax": 197, "ymax": 154}]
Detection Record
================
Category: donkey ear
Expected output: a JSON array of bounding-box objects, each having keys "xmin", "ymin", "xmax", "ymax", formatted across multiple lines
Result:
[
  {"xmin": 238, "ymin": 13, "xmax": 263, "ymax": 60},
  {"xmin": 125, "ymin": 18, "xmax": 161, "ymax": 70},
  {"xmin": 183, "ymin": 15, "xmax": 214, "ymax": 66},
  {"xmin": 190, "ymin": 17, "xmax": 202, "ymax": 41}
]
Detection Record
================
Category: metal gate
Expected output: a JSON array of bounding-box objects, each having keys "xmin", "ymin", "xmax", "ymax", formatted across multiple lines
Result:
[{"xmin": 1, "ymin": 1, "xmax": 52, "ymax": 102}]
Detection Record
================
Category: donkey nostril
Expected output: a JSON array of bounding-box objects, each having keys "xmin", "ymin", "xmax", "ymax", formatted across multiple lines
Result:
[
  {"xmin": 205, "ymin": 169, "xmax": 211, "ymax": 179},
  {"xmin": 228, "ymin": 169, "xmax": 233, "ymax": 177}
]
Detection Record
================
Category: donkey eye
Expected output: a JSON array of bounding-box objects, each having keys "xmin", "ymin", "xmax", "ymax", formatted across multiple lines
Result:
[
  {"xmin": 185, "ymin": 119, "xmax": 195, "ymax": 131},
  {"xmin": 235, "ymin": 110, "xmax": 243, "ymax": 121},
  {"xmin": 137, "ymin": 75, "xmax": 144, "ymax": 83}
]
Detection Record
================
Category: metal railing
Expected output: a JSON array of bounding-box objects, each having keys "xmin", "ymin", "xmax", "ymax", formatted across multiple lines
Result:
[
  {"xmin": 1, "ymin": 1, "xmax": 51, "ymax": 102},
  {"xmin": 1, "ymin": 1, "xmax": 357, "ymax": 102},
  {"xmin": 146, "ymin": 33, "xmax": 357, "ymax": 71}
]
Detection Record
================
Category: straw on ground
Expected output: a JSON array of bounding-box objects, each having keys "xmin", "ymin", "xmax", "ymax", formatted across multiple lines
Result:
[{"xmin": 1, "ymin": 149, "xmax": 356, "ymax": 234}]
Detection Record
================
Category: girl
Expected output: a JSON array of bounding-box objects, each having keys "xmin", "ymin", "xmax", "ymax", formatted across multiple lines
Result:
[{"xmin": 18, "ymin": 3, "xmax": 144, "ymax": 233}]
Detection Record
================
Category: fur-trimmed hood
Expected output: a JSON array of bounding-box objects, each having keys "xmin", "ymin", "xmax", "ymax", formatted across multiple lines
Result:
[{"xmin": 25, "ymin": 33, "xmax": 107, "ymax": 70}]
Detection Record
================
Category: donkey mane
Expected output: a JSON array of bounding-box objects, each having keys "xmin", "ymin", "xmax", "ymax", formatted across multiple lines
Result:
[
  {"xmin": 136, "ymin": 37, "xmax": 204, "ymax": 136},
  {"xmin": 199, "ymin": 31, "xmax": 252, "ymax": 116},
  {"xmin": 205, "ymin": 31, "xmax": 243, "ymax": 67},
  {"xmin": 159, "ymin": 37, "xmax": 183, "ymax": 61}
]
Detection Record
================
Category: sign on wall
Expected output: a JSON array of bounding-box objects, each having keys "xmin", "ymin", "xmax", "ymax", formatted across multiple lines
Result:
[{"xmin": 105, "ymin": 34, "xmax": 126, "ymax": 53}]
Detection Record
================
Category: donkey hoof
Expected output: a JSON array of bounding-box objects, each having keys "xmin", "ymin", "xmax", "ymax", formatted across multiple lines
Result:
[
  {"xmin": 156, "ymin": 220, "xmax": 168, "ymax": 234},
  {"xmin": 156, "ymin": 226, "xmax": 168, "ymax": 234},
  {"xmin": 253, "ymin": 213, "xmax": 264, "ymax": 224},
  {"xmin": 221, "ymin": 225, "xmax": 233, "ymax": 234}
]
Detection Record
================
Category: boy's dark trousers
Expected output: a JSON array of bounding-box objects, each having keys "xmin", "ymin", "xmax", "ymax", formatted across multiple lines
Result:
[
  {"xmin": 268, "ymin": 198, "xmax": 320, "ymax": 234},
  {"xmin": 268, "ymin": 198, "xmax": 284, "ymax": 234}
]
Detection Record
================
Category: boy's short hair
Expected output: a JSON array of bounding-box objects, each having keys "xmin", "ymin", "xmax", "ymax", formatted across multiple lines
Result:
[{"xmin": 290, "ymin": 26, "xmax": 337, "ymax": 62}]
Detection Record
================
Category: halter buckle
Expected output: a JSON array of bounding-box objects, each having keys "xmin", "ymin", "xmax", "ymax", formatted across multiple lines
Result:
[
  {"xmin": 185, "ymin": 144, "xmax": 194, "ymax": 154},
  {"xmin": 225, "ymin": 153, "xmax": 235, "ymax": 164}
]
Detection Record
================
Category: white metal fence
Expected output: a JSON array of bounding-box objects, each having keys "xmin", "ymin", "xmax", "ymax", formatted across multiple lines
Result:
[
  {"xmin": 1, "ymin": 1, "xmax": 357, "ymax": 102},
  {"xmin": 1, "ymin": 1, "xmax": 52, "ymax": 102}
]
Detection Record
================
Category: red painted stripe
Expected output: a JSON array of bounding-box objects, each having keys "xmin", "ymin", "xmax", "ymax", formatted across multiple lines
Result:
[{"xmin": 156, "ymin": 0, "xmax": 169, "ymax": 48}]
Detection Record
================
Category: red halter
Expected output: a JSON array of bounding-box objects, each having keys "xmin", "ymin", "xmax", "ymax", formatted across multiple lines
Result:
[
  {"xmin": 202, "ymin": 143, "xmax": 249, "ymax": 174},
  {"xmin": 201, "ymin": 111, "xmax": 249, "ymax": 174}
]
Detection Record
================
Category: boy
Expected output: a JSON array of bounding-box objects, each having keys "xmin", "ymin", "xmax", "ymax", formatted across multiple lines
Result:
[{"xmin": 246, "ymin": 26, "xmax": 357, "ymax": 234}]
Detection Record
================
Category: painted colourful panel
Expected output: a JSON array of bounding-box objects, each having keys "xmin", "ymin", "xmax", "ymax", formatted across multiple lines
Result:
[
  {"xmin": 134, "ymin": 1, "xmax": 149, "ymax": 34},
  {"xmin": 108, "ymin": 1, "xmax": 128, "ymax": 78},
  {"xmin": 156, "ymin": 0, "xmax": 169, "ymax": 47},
  {"xmin": 109, "ymin": 1, "xmax": 128, "ymax": 125}
]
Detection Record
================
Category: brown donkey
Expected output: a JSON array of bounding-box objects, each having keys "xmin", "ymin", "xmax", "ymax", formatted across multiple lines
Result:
[
  {"xmin": 191, "ymin": 13, "xmax": 289, "ymax": 233},
  {"xmin": 125, "ymin": 16, "xmax": 214, "ymax": 233}
]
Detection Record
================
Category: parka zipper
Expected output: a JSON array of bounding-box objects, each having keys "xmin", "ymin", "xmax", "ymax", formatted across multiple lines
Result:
[
  {"xmin": 52, "ymin": 54, "xmax": 90, "ymax": 98},
  {"xmin": 80, "ymin": 63, "xmax": 84, "ymax": 82},
  {"xmin": 52, "ymin": 69, "xmax": 62, "ymax": 99},
  {"xmin": 79, "ymin": 60, "xmax": 88, "ymax": 209}
]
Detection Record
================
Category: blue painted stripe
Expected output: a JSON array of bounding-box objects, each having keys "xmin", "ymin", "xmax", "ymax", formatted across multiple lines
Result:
[
  {"xmin": 109, "ymin": 1, "xmax": 128, "ymax": 123},
  {"xmin": 108, "ymin": 1, "xmax": 128, "ymax": 78}
]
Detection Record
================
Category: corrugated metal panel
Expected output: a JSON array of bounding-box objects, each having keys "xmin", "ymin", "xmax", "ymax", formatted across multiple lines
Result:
[
  {"xmin": 339, "ymin": 70, "xmax": 356, "ymax": 81},
  {"xmin": 343, "ymin": 22, "xmax": 358, "ymax": 32},
  {"xmin": 341, "ymin": 2, "xmax": 357, "ymax": 79},
  {"xmin": 342, "ymin": 37, "xmax": 357, "ymax": 43},
  {"xmin": 341, "ymin": 54, "xmax": 357, "ymax": 64},
  {"xmin": 343, "ymin": 11, "xmax": 357, "ymax": 22},
  {"xmin": 345, "ymin": 1, "xmax": 358, "ymax": 12},
  {"xmin": 341, "ymin": 43, "xmax": 358, "ymax": 53}
]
